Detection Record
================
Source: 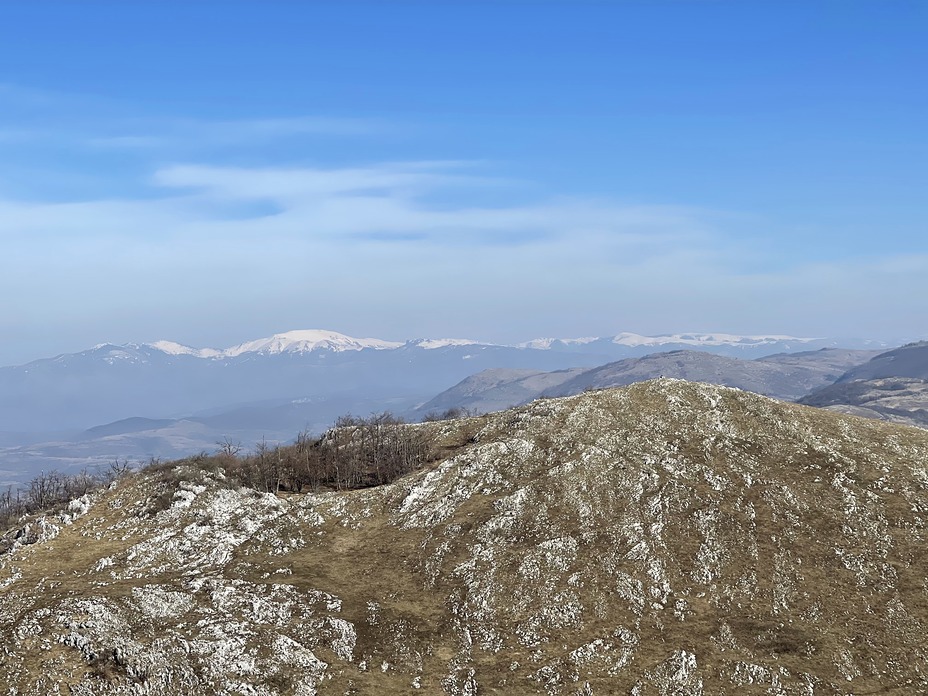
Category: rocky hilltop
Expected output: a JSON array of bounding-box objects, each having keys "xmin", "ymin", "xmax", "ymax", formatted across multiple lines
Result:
[{"xmin": 2, "ymin": 380, "xmax": 927, "ymax": 694}]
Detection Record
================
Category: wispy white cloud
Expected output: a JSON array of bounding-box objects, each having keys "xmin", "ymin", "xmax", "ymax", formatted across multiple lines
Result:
[
  {"xmin": 145, "ymin": 161, "xmax": 709, "ymax": 250},
  {"xmin": 83, "ymin": 135, "xmax": 165, "ymax": 149},
  {"xmin": 0, "ymin": 83, "xmax": 382, "ymax": 156},
  {"xmin": 84, "ymin": 115, "xmax": 383, "ymax": 151},
  {"xmin": 152, "ymin": 161, "xmax": 477, "ymax": 199}
]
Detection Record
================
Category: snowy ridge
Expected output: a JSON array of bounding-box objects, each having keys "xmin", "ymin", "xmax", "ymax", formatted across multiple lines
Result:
[
  {"xmin": 143, "ymin": 330, "xmax": 402, "ymax": 358},
  {"xmin": 406, "ymin": 338, "xmax": 482, "ymax": 350},
  {"xmin": 149, "ymin": 341, "xmax": 223, "ymax": 359},
  {"xmin": 136, "ymin": 329, "xmax": 823, "ymax": 360},
  {"xmin": 608, "ymin": 332, "xmax": 820, "ymax": 348},
  {"xmin": 143, "ymin": 331, "xmax": 487, "ymax": 359},
  {"xmin": 517, "ymin": 332, "xmax": 820, "ymax": 350},
  {"xmin": 517, "ymin": 337, "xmax": 599, "ymax": 350}
]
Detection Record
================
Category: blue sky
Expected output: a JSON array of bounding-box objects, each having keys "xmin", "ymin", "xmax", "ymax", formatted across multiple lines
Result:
[{"xmin": 1, "ymin": 1, "xmax": 926, "ymax": 364}]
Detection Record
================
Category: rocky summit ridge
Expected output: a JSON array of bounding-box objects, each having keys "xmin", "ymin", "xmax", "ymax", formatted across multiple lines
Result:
[{"xmin": 2, "ymin": 379, "xmax": 927, "ymax": 695}]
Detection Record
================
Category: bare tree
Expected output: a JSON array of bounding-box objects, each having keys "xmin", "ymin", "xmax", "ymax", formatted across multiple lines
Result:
[{"xmin": 216, "ymin": 437, "xmax": 243, "ymax": 457}]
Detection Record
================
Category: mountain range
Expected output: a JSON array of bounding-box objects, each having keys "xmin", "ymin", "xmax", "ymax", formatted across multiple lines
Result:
[
  {"xmin": 422, "ymin": 343, "xmax": 928, "ymax": 432},
  {"xmin": 416, "ymin": 347, "xmax": 882, "ymax": 418},
  {"xmin": 6, "ymin": 329, "xmax": 881, "ymax": 376},
  {"xmin": 0, "ymin": 329, "xmax": 901, "ymax": 488}
]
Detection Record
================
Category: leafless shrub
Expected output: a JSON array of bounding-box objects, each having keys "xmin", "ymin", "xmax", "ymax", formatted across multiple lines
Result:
[
  {"xmin": 215, "ymin": 437, "xmax": 243, "ymax": 457},
  {"xmin": 137, "ymin": 411, "xmax": 432, "ymax": 497},
  {"xmin": 422, "ymin": 406, "xmax": 479, "ymax": 422},
  {"xmin": 1, "ymin": 461, "xmax": 135, "ymax": 531}
]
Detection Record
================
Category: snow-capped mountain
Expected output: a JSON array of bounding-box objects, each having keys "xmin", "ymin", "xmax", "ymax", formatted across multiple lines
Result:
[
  {"xmin": 142, "ymin": 330, "xmax": 487, "ymax": 360},
  {"xmin": 137, "ymin": 329, "xmax": 845, "ymax": 362},
  {"xmin": 520, "ymin": 332, "xmax": 828, "ymax": 353},
  {"xmin": 221, "ymin": 330, "xmax": 404, "ymax": 356},
  {"xmin": 0, "ymin": 330, "xmax": 592, "ymax": 436}
]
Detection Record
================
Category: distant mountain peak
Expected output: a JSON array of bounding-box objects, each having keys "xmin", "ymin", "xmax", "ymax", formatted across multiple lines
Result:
[
  {"xmin": 143, "ymin": 330, "xmax": 405, "ymax": 358},
  {"xmin": 222, "ymin": 329, "xmax": 403, "ymax": 356}
]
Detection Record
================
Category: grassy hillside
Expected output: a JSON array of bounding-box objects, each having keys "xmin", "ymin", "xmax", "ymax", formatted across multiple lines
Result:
[{"xmin": 2, "ymin": 380, "xmax": 927, "ymax": 694}]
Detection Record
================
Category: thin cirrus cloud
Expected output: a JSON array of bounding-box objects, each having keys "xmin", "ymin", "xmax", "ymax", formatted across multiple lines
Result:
[
  {"xmin": 0, "ymin": 158, "xmax": 732, "ymax": 335},
  {"xmin": 85, "ymin": 115, "xmax": 382, "ymax": 151},
  {"xmin": 0, "ymin": 85, "xmax": 381, "ymax": 154},
  {"xmin": 148, "ymin": 161, "xmax": 712, "ymax": 251},
  {"xmin": 2, "ymin": 160, "xmax": 709, "ymax": 250}
]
